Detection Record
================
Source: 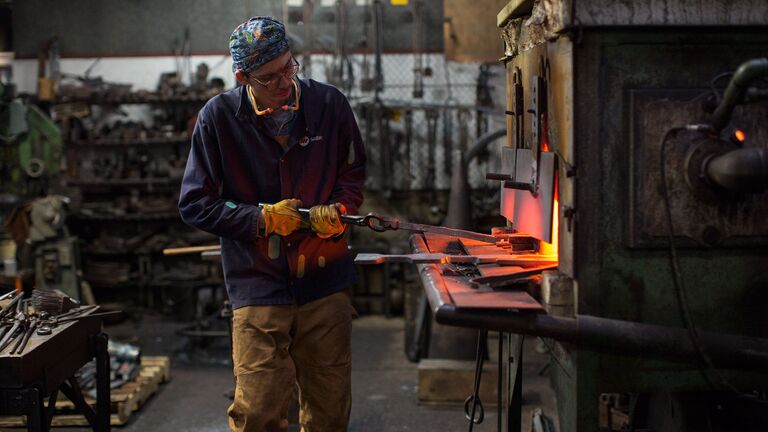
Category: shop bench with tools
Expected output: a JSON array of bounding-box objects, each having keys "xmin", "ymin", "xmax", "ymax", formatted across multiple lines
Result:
[{"xmin": 0, "ymin": 289, "xmax": 113, "ymax": 432}]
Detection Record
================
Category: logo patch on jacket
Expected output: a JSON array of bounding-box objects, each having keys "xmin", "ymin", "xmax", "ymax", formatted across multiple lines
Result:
[{"xmin": 299, "ymin": 135, "xmax": 323, "ymax": 147}]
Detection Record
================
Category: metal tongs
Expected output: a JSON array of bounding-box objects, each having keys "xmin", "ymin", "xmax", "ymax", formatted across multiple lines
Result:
[{"xmin": 295, "ymin": 208, "xmax": 498, "ymax": 244}]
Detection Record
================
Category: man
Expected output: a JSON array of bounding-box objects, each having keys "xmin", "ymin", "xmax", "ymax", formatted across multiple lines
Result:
[{"xmin": 178, "ymin": 16, "xmax": 366, "ymax": 432}]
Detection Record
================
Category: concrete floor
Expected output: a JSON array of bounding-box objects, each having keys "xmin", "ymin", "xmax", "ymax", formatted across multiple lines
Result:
[{"xmin": 39, "ymin": 312, "xmax": 557, "ymax": 432}]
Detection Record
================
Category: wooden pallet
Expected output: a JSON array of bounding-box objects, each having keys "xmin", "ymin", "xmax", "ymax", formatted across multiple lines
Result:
[{"xmin": 0, "ymin": 356, "xmax": 171, "ymax": 427}]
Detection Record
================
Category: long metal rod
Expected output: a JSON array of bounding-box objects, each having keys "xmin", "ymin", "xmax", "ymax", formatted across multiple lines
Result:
[
  {"xmin": 290, "ymin": 206, "xmax": 500, "ymax": 243},
  {"xmin": 0, "ymin": 294, "xmax": 21, "ymax": 319}
]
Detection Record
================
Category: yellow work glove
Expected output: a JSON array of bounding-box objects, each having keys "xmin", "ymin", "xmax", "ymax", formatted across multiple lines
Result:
[
  {"xmin": 261, "ymin": 199, "xmax": 303, "ymax": 236},
  {"xmin": 309, "ymin": 203, "xmax": 347, "ymax": 239}
]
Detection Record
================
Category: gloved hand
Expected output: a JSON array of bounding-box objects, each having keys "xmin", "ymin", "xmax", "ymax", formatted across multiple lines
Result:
[
  {"xmin": 261, "ymin": 199, "xmax": 303, "ymax": 236},
  {"xmin": 309, "ymin": 203, "xmax": 347, "ymax": 239}
]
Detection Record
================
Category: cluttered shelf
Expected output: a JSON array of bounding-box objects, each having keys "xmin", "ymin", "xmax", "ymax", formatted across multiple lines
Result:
[
  {"xmin": 69, "ymin": 134, "xmax": 189, "ymax": 147},
  {"xmin": 54, "ymin": 93, "xmax": 214, "ymax": 105},
  {"xmin": 66, "ymin": 177, "xmax": 183, "ymax": 187},
  {"xmin": 71, "ymin": 211, "xmax": 181, "ymax": 222}
]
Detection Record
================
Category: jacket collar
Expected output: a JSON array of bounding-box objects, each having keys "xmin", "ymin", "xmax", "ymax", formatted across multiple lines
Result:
[{"xmin": 235, "ymin": 78, "xmax": 317, "ymax": 135}]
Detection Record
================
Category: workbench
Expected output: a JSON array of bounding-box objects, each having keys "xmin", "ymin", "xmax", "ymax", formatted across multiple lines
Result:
[
  {"xmin": 0, "ymin": 312, "xmax": 110, "ymax": 432},
  {"xmin": 409, "ymin": 232, "xmax": 546, "ymax": 432}
]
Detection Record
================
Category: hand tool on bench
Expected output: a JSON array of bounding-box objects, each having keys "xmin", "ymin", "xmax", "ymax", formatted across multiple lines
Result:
[
  {"xmin": 9, "ymin": 320, "xmax": 29, "ymax": 354},
  {"xmin": 48, "ymin": 311, "xmax": 122, "ymax": 324},
  {"xmin": 0, "ymin": 293, "xmax": 21, "ymax": 320},
  {"xmin": 0, "ymin": 312, "xmax": 24, "ymax": 352},
  {"xmin": 11, "ymin": 318, "xmax": 38, "ymax": 355}
]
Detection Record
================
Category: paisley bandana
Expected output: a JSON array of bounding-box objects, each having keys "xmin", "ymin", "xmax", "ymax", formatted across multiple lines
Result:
[{"xmin": 229, "ymin": 16, "xmax": 289, "ymax": 74}]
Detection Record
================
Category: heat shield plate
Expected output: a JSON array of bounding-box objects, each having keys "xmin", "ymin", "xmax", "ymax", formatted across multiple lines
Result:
[{"xmin": 500, "ymin": 148, "xmax": 556, "ymax": 243}]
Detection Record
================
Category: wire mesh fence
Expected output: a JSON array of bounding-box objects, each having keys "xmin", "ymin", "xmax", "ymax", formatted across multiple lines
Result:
[{"xmin": 301, "ymin": 53, "xmax": 507, "ymax": 192}]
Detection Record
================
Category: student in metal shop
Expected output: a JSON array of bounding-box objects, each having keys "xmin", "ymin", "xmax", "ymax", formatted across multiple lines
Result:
[{"xmin": 178, "ymin": 16, "xmax": 366, "ymax": 432}]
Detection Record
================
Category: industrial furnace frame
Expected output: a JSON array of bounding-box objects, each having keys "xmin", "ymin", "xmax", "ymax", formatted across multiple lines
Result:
[{"xmin": 416, "ymin": 1, "xmax": 768, "ymax": 430}]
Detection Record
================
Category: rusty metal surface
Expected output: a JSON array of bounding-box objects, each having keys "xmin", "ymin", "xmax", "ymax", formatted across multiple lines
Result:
[
  {"xmin": 568, "ymin": 35, "xmax": 768, "ymax": 432},
  {"xmin": 500, "ymin": 0, "xmax": 768, "ymax": 35},
  {"xmin": 573, "ymin": 0, "xmax": 768, "ymax": 26},
  {"xmin": 499, "ymin": 0, "xmax": 570, "ymax": 61},
  {"xmin": 546, "ymin": 38, "xmax": 575, "ymax": 276},
  {"xmin": 504, "ymin": 25, "xmax": 768, "ymax": 430},
  {"xmin": 628, "ymin": 90, "xmax": 768, "ymax": 247}
]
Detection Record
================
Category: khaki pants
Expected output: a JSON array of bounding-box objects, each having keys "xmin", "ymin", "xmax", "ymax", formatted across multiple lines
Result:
[{"xmin": 228, "ymin": 290, "xmax": 356, "ymax": 432}]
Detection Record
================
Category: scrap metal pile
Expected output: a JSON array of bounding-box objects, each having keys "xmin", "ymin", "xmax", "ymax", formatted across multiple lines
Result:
[{"xmin": 77, "ymin": 339, "xmax": 142, "ymax": 398}]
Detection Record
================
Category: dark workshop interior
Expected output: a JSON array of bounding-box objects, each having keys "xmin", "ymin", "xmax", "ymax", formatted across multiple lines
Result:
[{"xmin": 1, "ymin": 1, "xmax": 768, "ymax": 431}]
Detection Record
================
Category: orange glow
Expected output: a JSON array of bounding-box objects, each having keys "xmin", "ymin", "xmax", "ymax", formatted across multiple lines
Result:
[
  {"xmin": 734, "ymin": 129, "xmax": 746, "ymax": 142},
  {"xmin": 539, "ymin": 176, "xmax": 559, "ymax": 257},
  {"xmin": 540, "ymin": 113, "xmax": 550, "ymax": 153}
]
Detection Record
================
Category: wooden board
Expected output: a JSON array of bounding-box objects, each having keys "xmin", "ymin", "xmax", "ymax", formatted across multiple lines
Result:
[{"xmin": 0, "ymin": 356, "xmax": 171, "ymax": 428}]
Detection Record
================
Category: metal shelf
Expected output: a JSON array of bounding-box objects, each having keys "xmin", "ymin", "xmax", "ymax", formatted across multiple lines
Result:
[
  {"xmin": 69, "ymin": 135, "xmax": 189, "ymax": 147},
  {"xmin": 72, "ymin": 211, "xmax": 180, "ymax": 222},
  {"xmin": 67, "ymin": 178, "xmax": 182, "ymax": 187},
  {"xmin": 55, "ymin": 94, "xmax": 214, "ymax": 104}
]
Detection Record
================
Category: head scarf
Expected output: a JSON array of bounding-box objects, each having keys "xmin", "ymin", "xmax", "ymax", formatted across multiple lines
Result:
[{"xmin": 229, "ymin": 16, "xmax": 289, "ymax": 74}]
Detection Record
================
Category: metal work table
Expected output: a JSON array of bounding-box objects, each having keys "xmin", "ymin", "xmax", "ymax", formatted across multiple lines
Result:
[
  {"xmin": 409, "ymin": 231, "xmax": 768, "ymax": 430},
  {"xmin": 0, "ymin": 312, "xmax": 110, "ymax": 432},
  {"xmin": 409, "ymin": 232, "xmax": 544, "ymax": 432}
]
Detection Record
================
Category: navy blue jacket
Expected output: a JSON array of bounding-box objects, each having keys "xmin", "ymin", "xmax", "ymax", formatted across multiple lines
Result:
[{"xmin": 179, "ymin": 79, "xmax": 366, "ymax": 309}]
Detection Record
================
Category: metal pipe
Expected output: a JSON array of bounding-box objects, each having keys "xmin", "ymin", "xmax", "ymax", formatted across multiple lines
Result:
[
  {"xmin": 705, "ymin": 147, "xmax": 768, "ymax": 193},
  {"xmin": 711, "ymin": 58, "xmax": 768, "ymax": 131},
  {"xmin": 434, "ymin": 304, "xmax": 768, "ymax": 369},
  {"xmin": 443, "ymin": 128, "xmax": 506, "ymax": 229},
  {"xmin": 464, "ymin": 128, "xmax": 506, "ymax": 167}
]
